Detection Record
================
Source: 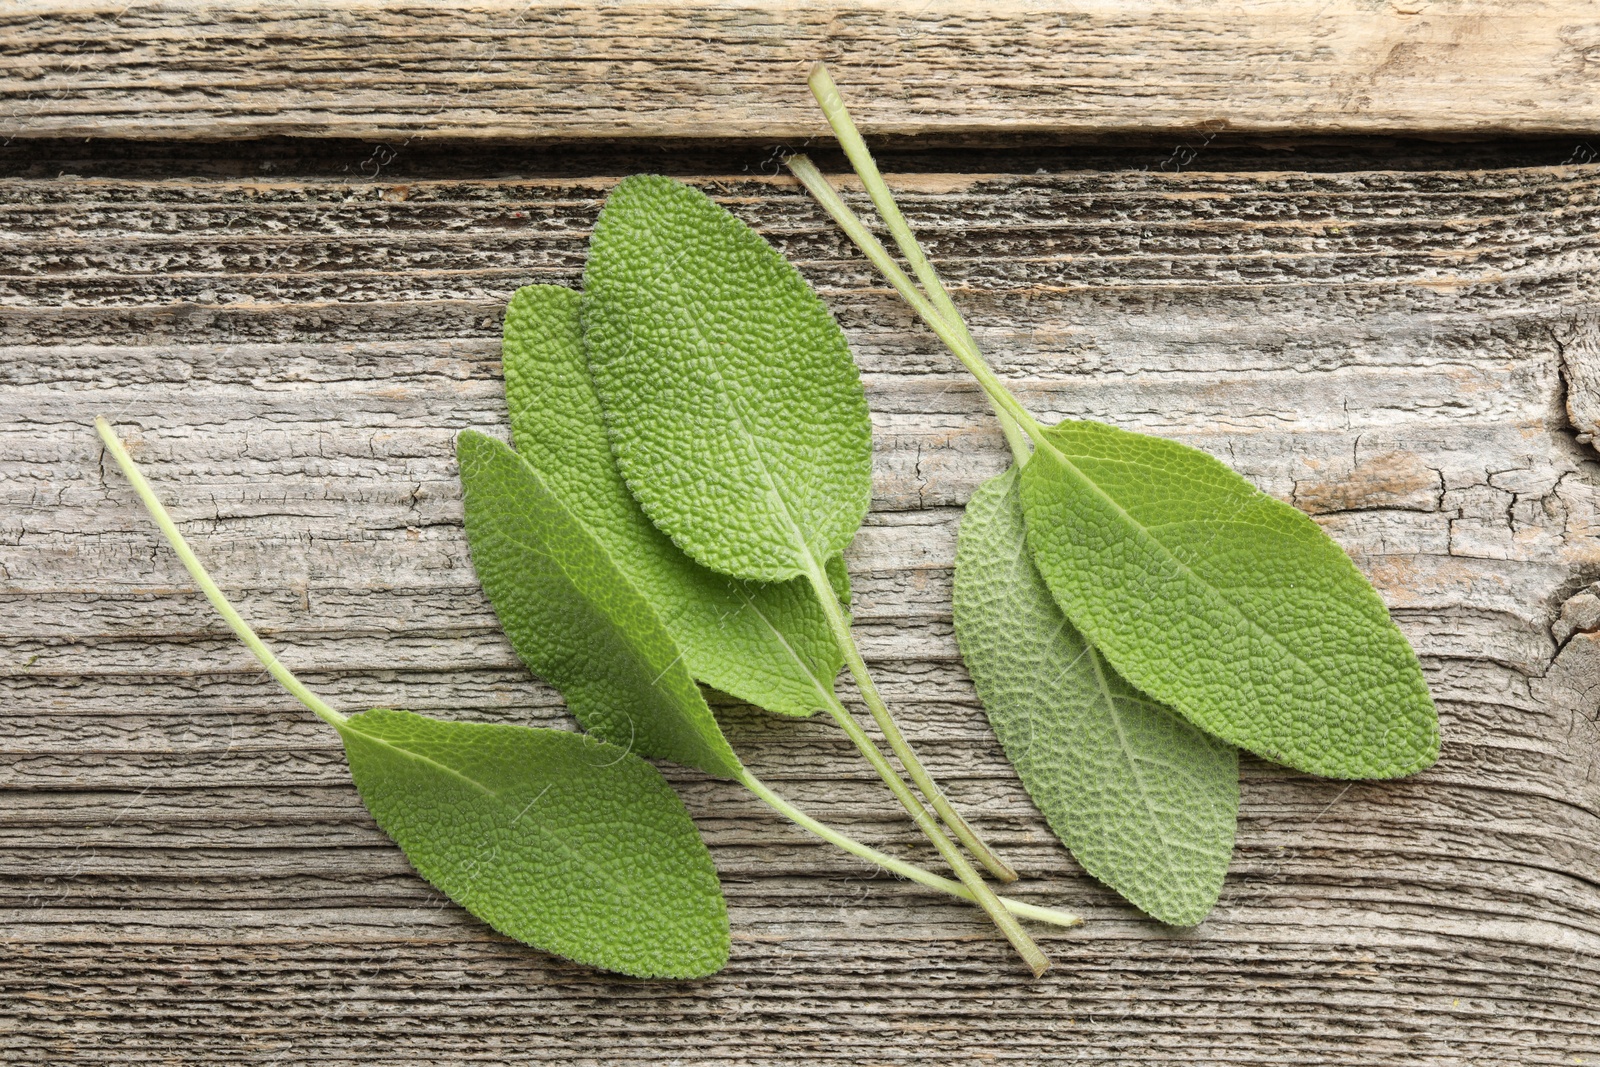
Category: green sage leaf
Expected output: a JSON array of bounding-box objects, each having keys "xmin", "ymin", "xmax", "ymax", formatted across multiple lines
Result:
[
  {"xmin": 457, "ymin": 429, "xmax": 743, "ymax": 780},
  {"xmin": 501, "ymin": 284, "xmax": 843, "ymax": 717},
  {"xmin": 337, "ymin": 708, "xmax": 729, "ymax": 979},
  {"xmin": 583, "ymin": 175, "xmax": 873, "ymax": 583},
  {"xmin": 954, "ymin": 467, "xmax": 1237, "ymax": 925},
  {"xmin": 1020, "ymin": 419, "xmax": 1439, "ymax": 779}
]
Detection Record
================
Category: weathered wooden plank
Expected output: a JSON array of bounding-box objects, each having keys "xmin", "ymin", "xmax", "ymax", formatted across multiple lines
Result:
[
  {"xmin": 2, "ymin": 164, "xmax": 1598, "ymax": 1063},
  {"xmin": 4, "ymin": 1, "xmax": 1600, "ymax": 142}
]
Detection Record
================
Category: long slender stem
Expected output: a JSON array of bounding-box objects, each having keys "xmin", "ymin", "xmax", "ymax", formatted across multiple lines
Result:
[
  {"xmin": 798, "ymin": 65, "xmax": 1049, "ymax": 462},
  {"xmin": 789, "ymin": 152, "xmax": 1040, "ymax": 877},
  {"xmin": 808, "ymin": 558, "xmax": 1016, "ymax": 884},
  {"xmin": 95, "ymin": 418, "xmax": 347, "ymax": 728},
  {"xmin": 780, "ymin": 165, "xmax": 1025, "ymax": 885},
  {"xmin": 807, "ymin": 65, "xmax": 1031, "ymax": 470},
  {"xmin": 738, "ymin": 769, "xmax": 1079, "ymax": 930},
  {"xmin": 786, "ymin": 155, "xmax": 1040, "ymax": 448},
  {"xmin": 802, "ymin": 555, "xmax": 1049, "ymax": 976}
]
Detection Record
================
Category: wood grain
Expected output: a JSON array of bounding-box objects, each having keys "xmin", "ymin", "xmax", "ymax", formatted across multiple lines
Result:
[
  {"xmin": 3, "ymin": 162, "xmax": 1599, "ymax": 1064},
  {"xmin": 4, "ymin": 1, "xmax": 1600, "ymax": 143}
]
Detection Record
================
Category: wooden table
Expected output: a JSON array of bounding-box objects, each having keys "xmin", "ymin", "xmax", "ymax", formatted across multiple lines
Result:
[{"xmin": 4, "ymin": 4, "xmax": 1598, "ymax": 1063}]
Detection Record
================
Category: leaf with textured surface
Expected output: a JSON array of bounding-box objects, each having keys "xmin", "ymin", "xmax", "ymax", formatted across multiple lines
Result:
[
  {"xmin": 501, "ymin": 284, "xmax": 843, "ymax": 717},
  {"xmin": 954, "ymin": 467, "xmax": 1237, "ymax": 925},
  {"xmin": 583, "ymin": 175, "xmax": 872, "ymax": 583},
  {"xmin": 1020, "ymin": 419, "xmax": 1439, "ymax": 779},
  {"xmin": 337, "ymin": 708, "xmax": 729, "ymax": 979},
  {"xmin": 457, "ymin": 428, "xmax": 743, "ymax": 779}
]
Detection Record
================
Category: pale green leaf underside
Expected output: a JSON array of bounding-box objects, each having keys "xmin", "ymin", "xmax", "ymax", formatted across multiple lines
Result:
[
  {"xmin": 583, "ymin": 174, "xmax": 873, "ymax": 583},
  {"xmin": 501, "ymin": 284, "xmax": 844, "ymax": 718},
  {"xmin": 337, "ymin": 708, "xmax": 729, "ymax": 979},
  {"xmin": 954, "ymin": 468, "xmax": 1237, "ymax": 926},
  {"xmin": 1020, "ymin": 419, "xmax": 1440, "ymax": 780},
  {"xmin": 457, "ymin": 429, "xmax": 743, "ymax": 780}
]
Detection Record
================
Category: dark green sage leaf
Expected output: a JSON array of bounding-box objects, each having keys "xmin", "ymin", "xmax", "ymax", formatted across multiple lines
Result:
[
  {"xmin": 338, "ymin": 708, "xmax": 729, "ymax": 979},
  {"xmin": 1020, "ymin": 419, "xmax": 1439, "ymax": 779},
  {"xmin": 583, "ymin": 175, "xmax": 872, "ymax": 584},
  {"xmin": 457, "ymin": 429, "xmax": 742, "ymax": 780}
]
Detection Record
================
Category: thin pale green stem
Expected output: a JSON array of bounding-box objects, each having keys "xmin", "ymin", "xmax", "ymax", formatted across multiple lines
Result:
[
  {"xmin": 818, "ymin": 683, "xmax": 1018, "ymax": 883},
  {"xmin": 787, "ymin": 153, "xmax": 1040, "ymax": 450},
  {"xmin": 819, "ymin": 624, "xmax": 1017, "ymax": 883},
  {"xmin": 95, "ymin": 417, "xmax": 348, "ymax": 728},
  {"xmin": 790, "ymin": 158, "xmax": 1036, "ymax": 877},
  {"xmin": 802, "ymin": 554, "xmax": 1014, "ymax": 882},
  {"xmin": 807, "ymin": 65, "xmax": 1030, "ymax": 470},
  {"xmin": 738, "ymin": 769, "xmax": 1079, "ymax": 930},
  {"xmin": 801, "ymin": 556, "xmax": 1049, "ymax": 976}
]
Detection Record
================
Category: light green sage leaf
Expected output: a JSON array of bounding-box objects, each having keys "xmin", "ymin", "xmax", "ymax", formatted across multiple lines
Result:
[
  {"xmin": 337, "ymin": 707, "xmax": 729, "ymax": 979},
  {"xmin": 954, "ymin": 467, "xmax": 1237, "ymax": 925},
  {"xmin": 457, "ymin": 429, "xmax": 743, "ymax": 780},
  {"xmin": 1020, "ymin": 419, "xmax": 1440, "ymax": 779},
  {"xmin": 501, "ymin": 284, "xmax": 843, "ymax": 717},
  {"xmin": 583, "ymin": 175, "xmax": 873, "ymax": 583}
]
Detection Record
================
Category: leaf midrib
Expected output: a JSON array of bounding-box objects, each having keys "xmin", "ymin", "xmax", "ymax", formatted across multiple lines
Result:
[
  {"xmin": 997, "ymin": 491, "xmax": 1184, "ymax": 868},
  {"xmin": 701, "ymin": 347, "xmax": 819, "ymax": 578},
  {"xmin": 1035, "ymin": 433, "xmax": 1358, "ymax": 703},
  {"xmin": 466, "ymin": 436, "xmax": 739, "ymax": 777},
  {"xmin": 343, "ymin": 719, "xmax": 677, "ymax": 913},
  {"xmin": 1084, "ymin": 641, "xmax": 1185, "ymax": 865},
  {"xmin": 483, "ymin": 445, "xmax": 702, "ymax": 709},
  {"xmin": 341, "ymin": 717, "xmax": 497, "ymax": 799},
  {"xmin": 738, "ymin": 587, "xmax": 840, "ymax": 711},
  {"xmin": 495, "ymin": 519, "xmax": 731, "ymax": 772}
]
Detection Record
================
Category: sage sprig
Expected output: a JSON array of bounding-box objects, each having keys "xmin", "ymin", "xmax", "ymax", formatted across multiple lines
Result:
[
  {"xmin": 474, "ymin": 266, "xmax": 1060, "ymax": 974},
  {"xmin": 791, "ymin": 63, "xmax": 1441, "ymax": 921},
  {"xmin": 578, "ymin": 176, "xmax": 1005, "ymax": 874},
  {"xmin": 94, "ymin": 418, "xmax": 731, "ymax": 980},
  {"xmin": 99, "ymin": 415, "xmax": 1080, "ymax": 981}
]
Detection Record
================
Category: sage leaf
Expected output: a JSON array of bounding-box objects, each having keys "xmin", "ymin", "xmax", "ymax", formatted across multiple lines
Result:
[
  {"xmin": 94, "ymin": 416, "xmax": 729, "ymax": 981},
  {"xmin": 1020, "ymin": 419, "xmax": 1439, "ymax": 779},
  {"xmin": 954, "ymin": 468, "xmax": 1237, "ymax": 925},
  {"xmin": 578, "ymin": 182, "xmax": 1035, "ymax": 930},
  {"xmin": 457, "ymin": 429, "xmax": 743, "ymax": 780},
  {"xmin": 583, "ymin": 175, "xmax": 873, "ymax": 583},
  {"xmin": 337, "ymin": 708, "xmax": 729, "ymax": 979},
  {"xmin": 501, "ymin": 284, "xmax": 844, "ymax": 717}
]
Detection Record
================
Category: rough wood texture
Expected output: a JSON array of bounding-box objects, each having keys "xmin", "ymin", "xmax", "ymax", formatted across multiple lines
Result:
[
  {"xmin": 3, "ymin": 161, "xmax": 1599, "ymax": 1064},
  {"xmin": 6, "ymin": 0, "xmax": 1600, "ymax": 142}
]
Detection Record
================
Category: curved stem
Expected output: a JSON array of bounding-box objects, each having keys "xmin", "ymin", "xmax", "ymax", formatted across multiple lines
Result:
[
  {"xmin": 95, "ymin": 417, "xmax": 347, "ymax": 728},
  {"xmin": 737, "ymin": 769, "xmax": 1080, "ymax": 930},
  {"xmin": 802, "ymin": 556, "xmax": 1049, "ymax": 976}
]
